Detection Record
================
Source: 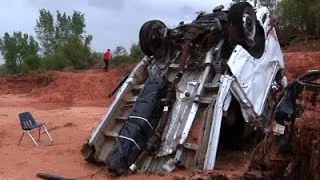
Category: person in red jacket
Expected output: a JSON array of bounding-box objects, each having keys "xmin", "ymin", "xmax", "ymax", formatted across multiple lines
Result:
[{"xmin": 104, "ymin": 49, "xmax": 112, "ymax": 71}]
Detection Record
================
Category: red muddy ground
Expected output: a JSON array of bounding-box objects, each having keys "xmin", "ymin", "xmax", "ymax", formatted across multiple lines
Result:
[{"xmin": 0, "ymin": 51, "xmax": 319, "ymax": 180}]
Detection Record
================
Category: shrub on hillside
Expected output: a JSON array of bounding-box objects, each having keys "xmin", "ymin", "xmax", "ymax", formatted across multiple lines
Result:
[
  {"xmin": 21, "ymin": 54, "xmax": 41, "ymax": 74},
  {"xmin": 41, "ymin": 51, "xmax": 71, "ymax": 70},
  {"xmin": 0, "ymin": 64, "xmax": 6, "ymax": 75},
  {"xmin": 60, "ymin": 36, "xmax": 95, "ymax": 70},
  {"xmin": 109, "ymin": 55, "xmax": 137, "ymax": 68}
]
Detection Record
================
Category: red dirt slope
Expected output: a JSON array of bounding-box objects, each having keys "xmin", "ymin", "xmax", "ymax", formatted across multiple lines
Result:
[
  {"xmin": 0, "ymin": 65, "xmax": 133, "ymax": 106},
  {"xmin": 0, "ymin": 72, "xmax": 52, "ymax": 94},
  {"xmin": 284, "ymin": 52, "xmax": 320, "ymax": 80},
  {"xmin": 35, "ymin": 69, "xmax": 122, "ymax": 106}
]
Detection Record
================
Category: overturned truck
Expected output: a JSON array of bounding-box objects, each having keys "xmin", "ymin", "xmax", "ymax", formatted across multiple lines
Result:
[{"xmin": 81, "ymin": 2, "xmax": 292, "ymax": 176}]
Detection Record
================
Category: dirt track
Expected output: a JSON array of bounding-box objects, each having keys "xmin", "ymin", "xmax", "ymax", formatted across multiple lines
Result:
[{"xmin": 0, "ymin": 52, "xmax": 319, "ymax": 179}]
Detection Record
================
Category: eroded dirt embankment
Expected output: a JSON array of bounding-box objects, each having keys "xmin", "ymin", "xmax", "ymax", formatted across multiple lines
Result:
[{"xmin": 0, "ymin": 64, "xmax": 134, "ymax": 107}]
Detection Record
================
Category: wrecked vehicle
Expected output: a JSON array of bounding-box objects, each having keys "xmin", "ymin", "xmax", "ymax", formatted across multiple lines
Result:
[
  {"xmin": 245, "ymin": 69, "xmax": 320, "ymax": 180},
  {"xmin": 81, "ymin": 2, "xmax": 289, "ymax": 175}
]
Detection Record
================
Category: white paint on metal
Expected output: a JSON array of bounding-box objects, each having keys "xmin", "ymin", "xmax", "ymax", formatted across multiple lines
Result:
[
  {"xmin": 204, "ymin": 75, "xmax": 234, "ymax": 170},
  {"xmin": 227, "ymin": 7, "xmax": 285, "ymax": 116}
]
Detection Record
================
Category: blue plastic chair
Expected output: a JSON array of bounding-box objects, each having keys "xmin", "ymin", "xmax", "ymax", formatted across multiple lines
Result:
[{"xmin": 18, "ymin": 112, "xmax": 53, "ymax": 147}]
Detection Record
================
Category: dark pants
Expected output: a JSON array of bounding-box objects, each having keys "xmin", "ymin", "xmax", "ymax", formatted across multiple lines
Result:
[{"xmin": 104, "ymin": 60, "xmax": 109, "ymax": 71}]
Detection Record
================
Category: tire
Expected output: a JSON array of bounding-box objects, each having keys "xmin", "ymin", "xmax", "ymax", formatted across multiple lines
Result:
[
  {"xmin": 139, "ymin": 20, "xmax": 167, "ymax": 57},
  {"xmin": 228, "ymin": 2, "xmax": 265, "ymax": 59}
]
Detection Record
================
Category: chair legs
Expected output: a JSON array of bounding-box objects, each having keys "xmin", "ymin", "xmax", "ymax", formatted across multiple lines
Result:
[
  {"xmin": 42, "ymin": 125, "xmax": 53, "ymax": 142},
  {"xmin": 18, "ymin": 125, "xmax": 53, "ymax": 147},
  {"xmin": 38, "ymin": 128, "xmax": 41, "ymax": 141},
  {"xmin": 26, "ymin": 131, "xmax": 39, "ymax": 147},
  {"xmin": 18, "ymin": 132, "xmax": 25, "ymax": 145}
]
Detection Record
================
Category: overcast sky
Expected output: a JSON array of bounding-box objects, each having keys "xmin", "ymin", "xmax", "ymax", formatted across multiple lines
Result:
[{"xmin": 0, "ymin": 0, "xmax": 232, "ymax": 64}]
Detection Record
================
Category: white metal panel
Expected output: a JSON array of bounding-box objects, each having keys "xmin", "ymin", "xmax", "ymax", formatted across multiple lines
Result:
[{"xmin": 227, "ymin": 7, "xmax": 285, "ymax": 115}]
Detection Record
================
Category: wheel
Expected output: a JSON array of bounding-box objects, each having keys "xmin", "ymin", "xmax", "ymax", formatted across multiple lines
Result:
[
  {"xmin": 228, "ymin": 2, "xmax": 265, "ymax": 58},
  {"xmin": 139, "ymin": 20, "xmax": 167, "ymax": 58}
]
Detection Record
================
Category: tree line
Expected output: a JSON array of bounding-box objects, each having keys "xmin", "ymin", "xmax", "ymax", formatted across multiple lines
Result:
[
  {"xmin": 1, "ymin": 1, "xmax": 319, "ymax": 75},
  {"xmin": 0, "ymin": 9, "xmax": 143, "ymax": 75},
  {"xmin": 277, "ymin": 0, "xmax": 320, "ymax": 39}
]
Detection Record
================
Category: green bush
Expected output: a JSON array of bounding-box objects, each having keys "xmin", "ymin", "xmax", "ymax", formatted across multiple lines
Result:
[
  {"xmin": 130, "ymin": 43, "xmax": 144, "ymax": 60},
  {"xmin": 90, "ymin": 52, "xmax": 103, "ymax": 67},
  {"xmin": 21, "ymin": 54, "xmax": 41, "ymax": 73},
  {"xmin": 60, "ymin": 37, "xmax": 88, "ymax": 70},
  {"xmin": 41, "ymin": 51, "xmax": 71, "ymax": 70},
  {"xmin": 277, "ymin": 0, "xmax": 320, "ymax": 38},
  {"xmin": 0, "ymin": 64, "xmax": 6, "ymax": 75},
  {"xmin": 109, "ymin": 55, "xmax": 136, "ymax": 68}
]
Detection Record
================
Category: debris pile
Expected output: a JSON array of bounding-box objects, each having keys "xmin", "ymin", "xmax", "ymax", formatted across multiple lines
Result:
[
  {"xmin": 0, "ymin": 51, "xmax": 318, "ymax": 179},
  {"xmin": 293, "ymin": 90, "xmax": 320, "ymax": 179}
]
